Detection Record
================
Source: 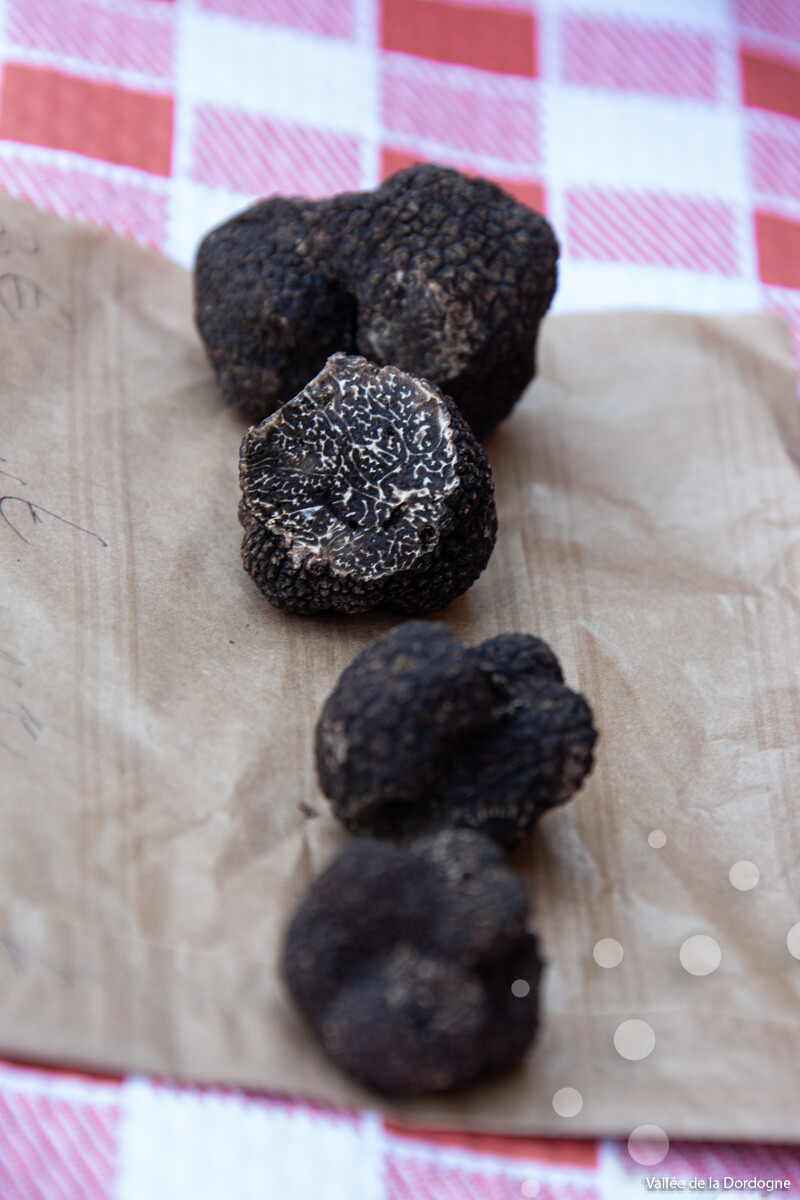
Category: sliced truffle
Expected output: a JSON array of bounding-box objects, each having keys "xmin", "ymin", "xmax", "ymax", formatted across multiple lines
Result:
[
  {"xmin": 282, "ymin": 830, "xmax": 542, "ymax": 1095},
  {"xmin": 316, "ymin": 622, "xmax": 597, "ymax": 847},
  {"xmin": 238, "ymin": 354, "xmax": 497, "ymax": 615},
  {"xmin": 195, "ymin": 164, "xmax": 559, "ymax": 435}
]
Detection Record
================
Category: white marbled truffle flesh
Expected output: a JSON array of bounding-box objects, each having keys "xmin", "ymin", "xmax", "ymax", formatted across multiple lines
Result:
[{"xmin": 238, "ymin": 353, "xmax": 497, "ymax": 614}]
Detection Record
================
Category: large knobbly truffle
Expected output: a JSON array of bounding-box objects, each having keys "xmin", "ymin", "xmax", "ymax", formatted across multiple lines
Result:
[
  {"xmin": 282, "ymin": 831, "xmax": 542, "ymax": 1095},
  {"xmin": 238, "ymin": 355, "xmax": 497, "ymax": 614},
  {"xmin": 316, "ymin": 621, "xmax": 597, "ymax": 847},
  {"xmin": 195, "ymin": 164, "xmax": 559, "ymax": 434}
]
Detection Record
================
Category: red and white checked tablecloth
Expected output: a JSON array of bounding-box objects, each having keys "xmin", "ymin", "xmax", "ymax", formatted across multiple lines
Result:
[{"xmin": 1, "ymin": 0, "xmax": 800, "ymax": 1197}]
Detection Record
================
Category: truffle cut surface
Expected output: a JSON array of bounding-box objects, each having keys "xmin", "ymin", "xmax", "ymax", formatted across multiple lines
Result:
[
  {"xmin": 239, "ymin": 355, "xmax": 497, "ymax": 614},
  {"xmin": 316, "ymin": 621, "xmax": 597, "ymax": 846},
  {"xmin": 282, "ymin": 830, "xmax": 543, "ymax": 1096},
  {"xmin": 195, "ymin": 164, "xmax": 559, "ymax": 434}
]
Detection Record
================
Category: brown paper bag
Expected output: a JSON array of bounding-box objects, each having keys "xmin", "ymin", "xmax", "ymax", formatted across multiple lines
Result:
[{"xmin": 1, "ymin": 195, "xmax": 799, "ymax": 1140}]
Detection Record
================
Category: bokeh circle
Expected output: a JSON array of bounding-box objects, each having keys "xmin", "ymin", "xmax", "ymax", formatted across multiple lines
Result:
[
  {"xmin": 614, "ymin": 1019, "xmax": 656, "ymax": 1060},
  {"xmin": 628, "ymin": 1125, "xmax": 670, "ymax": 1166},
  {"xmin": 593, "ymin": 938, "xmax": 624, "ymax": 968},
  {"xmin": 680, "ymin": 934, "xmax": 721, "ymax": 976},
  {"xmin": 729, "ymin": 861, "xmax": 759, "ymax": 890},
  {"xmin": 552, "ymin": 1088, "xmax": 583, "ymax": 1118}
]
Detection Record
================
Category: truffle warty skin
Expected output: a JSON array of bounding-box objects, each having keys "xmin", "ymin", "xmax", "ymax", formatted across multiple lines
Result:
[
  {"xmin": 194, "ymin": 163, "xmax": 559, "ymax": 435},
  {"xmin": 282, "ymin": 830, "xmax": 543, "ymax": 1096},
  {"xmin": 316, "ymin": 621, "xmax": 598, "ymax": 847}
]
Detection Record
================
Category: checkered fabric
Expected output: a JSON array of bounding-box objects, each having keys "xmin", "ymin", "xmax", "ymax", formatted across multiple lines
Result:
[
  {"xmin": 2, "ymin": 1061, "xmax": 800, "ymax": 1200},
  {"xmin": 0, "ymin": 0, "xmax": 797, "ymax": 352},
  {"xmin": 1, "ymin": 1, "xmax": 800, "ymax": 1196}
]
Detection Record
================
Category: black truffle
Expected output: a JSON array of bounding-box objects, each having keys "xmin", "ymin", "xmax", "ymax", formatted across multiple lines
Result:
[
  {"xmin": 195, "ymin": 164, "xmax": 559, "ymax": 435},
  {"xmin": 282, "ymin": 830, "xmax": 542, "ymax": 1095},
  {"xmin": 238, "ymin": 354, "xmax": 497, "ymax": 615},
  {"xmin": 316, "ymin": 621, "xmax": 597, "ymax": 847}
]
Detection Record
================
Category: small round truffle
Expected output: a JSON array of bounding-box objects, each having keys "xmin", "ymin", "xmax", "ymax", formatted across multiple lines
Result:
[
  {"xmin": 316, "ymin": 622, "xmax": 597, "ymax": 847},
  {"xmin": 195, "ymin": 164, "xmax": 559, "ymax": 435},
  {"xmin": 238, "ymin": 354, "xmax": 497, "ymax": 615},
  {"xmin": 282, "ymin": 830, "xmax": 543, "ymax": 1095}
]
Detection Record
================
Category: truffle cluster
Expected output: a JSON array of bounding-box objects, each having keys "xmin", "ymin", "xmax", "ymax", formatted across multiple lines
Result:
[
  {"xmin": 282, "ymin": 621, "xmax": 597, "ymax": 1096},
  {"xmin": 194, "ymin": 164, "xmax": 589, "ymax": 1098},
  {"xmin": 239, "ymin": 354, "xmax": 496, "ymax": 615},
  {"xmin": 195, "ymin": 163, "xmax": 559, "ymax": 435}
]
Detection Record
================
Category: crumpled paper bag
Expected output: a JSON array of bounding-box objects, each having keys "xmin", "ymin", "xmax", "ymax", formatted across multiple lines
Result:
[{"xmin": 1, "ymin": 194, "xmax": 799, "ymax": 1140}]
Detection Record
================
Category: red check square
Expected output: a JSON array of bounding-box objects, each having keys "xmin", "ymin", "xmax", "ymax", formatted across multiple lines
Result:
[
  {"xmin": 382, "ymin": 0, "xmax": 536, "ymax": 77},
  {"xmin": 741, "ymin": 49, "xmax": 800, "ymax": 121},
  {"xmin": 0, "ymin": 65, "xmax": 173, "ymax": 176},
  {"xmin": 756, "ymin": 212, "xmax": 800, "ymax": 288}
]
